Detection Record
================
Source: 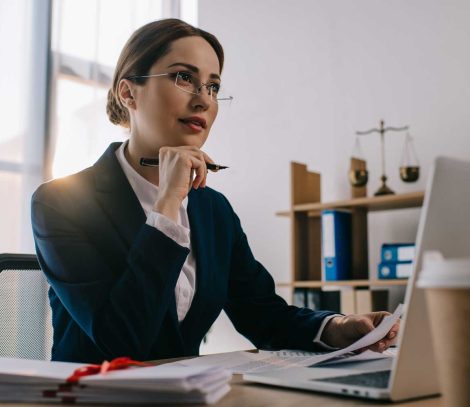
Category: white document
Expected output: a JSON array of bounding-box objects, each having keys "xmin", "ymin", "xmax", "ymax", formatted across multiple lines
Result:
[
  {"xmin": 172, "ymin": 303, "xmax": 403, "ymax": 374},
  {"xmin": 172, "ymin": 348, "xmax": 393, "ymax": 375},
  {"xmin": 284, "ymin": 303, "xmax": 403, "ymax": 367},
  {"xmin": 168, "ymin": 351, "xmax": 278, "ymax": 374},
  {"xmin": 259, "ymin": 348, "xmax": 393, "ymax": 367}
]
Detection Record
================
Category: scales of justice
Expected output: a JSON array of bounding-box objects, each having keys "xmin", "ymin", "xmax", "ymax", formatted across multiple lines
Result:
[{"xmin": 349, "ymin": 120, "xmax": 420, "ymax": 196}]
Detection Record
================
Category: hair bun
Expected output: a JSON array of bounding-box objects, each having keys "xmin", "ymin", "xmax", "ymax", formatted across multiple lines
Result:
[{"xmin": 106, "ymin": 89, "xmax": 129, "ymax": 127}]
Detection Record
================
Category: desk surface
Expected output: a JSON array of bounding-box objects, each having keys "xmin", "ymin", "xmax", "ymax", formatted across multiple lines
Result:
[
  {"xmin": 0, "ymin": 376, "xmax": 443, "ymax": 407},
  {"xmin": 219, "ymin": 375, "xmax": 442, "ymax": 406},
  {"xmin": 0, "ymin": 355, "xmax": 442, "ymax": 407}
]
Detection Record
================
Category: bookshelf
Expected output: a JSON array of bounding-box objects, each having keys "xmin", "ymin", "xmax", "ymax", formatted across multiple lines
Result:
[{"xmin": 277, "ymin": 162, "xmax": 424, "ymax": 310}]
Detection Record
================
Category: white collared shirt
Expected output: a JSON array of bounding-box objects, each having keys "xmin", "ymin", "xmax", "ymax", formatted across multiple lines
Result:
[
  {"xmin": 116, "ymin": 141, "xmax": 195, "ymax": 322},
  {"xmin": 116, "ymin": 140, "xmax": 337, "ymax": 346}
]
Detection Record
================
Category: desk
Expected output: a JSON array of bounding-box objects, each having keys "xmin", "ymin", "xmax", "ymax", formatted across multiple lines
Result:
[
  {"xmin": 0, "ymin": 376, "xmax": 443, "ymax": 407},
  {"xmin": 0, "ymin": 356, "xmax": 442, "ymax": 407},
  {"xmin": 218, "ymin": 375, "xmax": 442, "ymax": 406}
]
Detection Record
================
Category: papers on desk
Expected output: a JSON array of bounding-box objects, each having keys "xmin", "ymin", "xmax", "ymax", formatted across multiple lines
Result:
[
  {"xmin": 170, "ymin": 348, "xmax": 395, "ymax": 375},
  {"xmin": 0, "ymin": 358, "xmax": 231, "ymax": 404},
  {"xmin": 272, "ymin": 302, "xmax": 403, "ymax": 368},
  {"xmin": 170, "ymin": 304, "xmax": 403, "ymax": 375}
]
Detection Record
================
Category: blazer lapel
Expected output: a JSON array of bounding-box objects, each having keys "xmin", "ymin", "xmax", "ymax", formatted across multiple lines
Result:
[
  {"xmin": 92, "ymin": 143, "xmax": 184, "ymax": 353},
  {"xmin": 93, "ymin": 142, "xmax": 146, "ymax": 248},
  {"xmin": 180, "ymin": 188, "xmax": 214, "ymax": 340}
]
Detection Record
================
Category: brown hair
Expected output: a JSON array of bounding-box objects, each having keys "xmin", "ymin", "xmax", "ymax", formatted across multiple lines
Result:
[{"xmin": 106, "ymin": 18, "xmax": 224, "ymax": 128}]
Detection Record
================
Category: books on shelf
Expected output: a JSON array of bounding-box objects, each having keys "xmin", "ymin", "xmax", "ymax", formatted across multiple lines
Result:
[
  {"xmin": 295, "ymin": 288, "xmax": 389, "ymax": 314},
  {"xmin": 293, "ymin": 288, "xmax": 307, "ymax": 308},
  {"xmin": 339, "ymin": 289, "xmax": 356, "ymax": 315},
  {"xmin": 0, "ymin": 357, "xmax": 231, "ymax": 404},
  {"xmin": 355, "ymin": 289, "xmax": 388, "ymax": 314},
  {"xmin": 293, "ymin": 289, "xmax": 321, "ymax": 311}
]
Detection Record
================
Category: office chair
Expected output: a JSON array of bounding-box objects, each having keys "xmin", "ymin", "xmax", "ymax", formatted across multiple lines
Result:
[{"xmin": 0, "ymin": 253, "xmax": 52, "ymax": 360}]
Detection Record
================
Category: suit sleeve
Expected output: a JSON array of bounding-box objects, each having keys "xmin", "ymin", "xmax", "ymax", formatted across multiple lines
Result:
[
  {"xmin": 222, "ymin": 198, "xmax": 336, "ymax": 351},
  {"xmin": 32, "ymin": 191, "xmax": 189, "ymax": 360}
]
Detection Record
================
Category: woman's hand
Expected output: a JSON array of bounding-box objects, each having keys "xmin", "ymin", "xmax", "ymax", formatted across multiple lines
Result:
[
  {"xmin": 153, "ymin": 146, "xmax": 215, "ymax": 222},
  {"xmin": 320, "ymin": 311, "xmax": 400, "ymax": 352}
]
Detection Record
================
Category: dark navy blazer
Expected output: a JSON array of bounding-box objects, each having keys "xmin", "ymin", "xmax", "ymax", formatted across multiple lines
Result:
[{"xmin": 31, "ymin": 143, "xmax": 335, "ymax": 363}]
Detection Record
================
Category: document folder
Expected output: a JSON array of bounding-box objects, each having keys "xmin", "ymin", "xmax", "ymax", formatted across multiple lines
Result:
[
  {"xmin": 381, "ymin": 243, "xmax": 415, "ymax": 263},
  {"xmin": 321, "ymin": 210, "xmax": 352, "ymax": 281},
  {"xmin": 378, "ymin": 261, "xmax": 413, "ymax": 279}
]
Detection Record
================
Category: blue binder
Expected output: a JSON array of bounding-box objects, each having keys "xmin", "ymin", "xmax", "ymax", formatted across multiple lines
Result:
[
  {"xmin": 381, "ymin": 243, "xmax": 415, "ymax": 263},
  {"xmin": 378, "ymin": 261, "xmax": 413, "ymax": 279},
  {"xmin": 321, "ymin": 210, "xmax": 351, "ymax": 281}
]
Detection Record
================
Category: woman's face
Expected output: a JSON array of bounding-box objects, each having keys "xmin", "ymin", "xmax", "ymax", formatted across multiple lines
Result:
[{"xmin": 124, "ymin": 36, "xmax": 221, "ymax": 152}]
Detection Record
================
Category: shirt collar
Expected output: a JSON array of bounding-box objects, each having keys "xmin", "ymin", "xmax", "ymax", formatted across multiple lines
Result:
[{"xmin": 115, "ymin": 140, "xmax": 188, "ymax": 214}]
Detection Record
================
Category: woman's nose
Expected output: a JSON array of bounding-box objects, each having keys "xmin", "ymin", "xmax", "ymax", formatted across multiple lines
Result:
[{"xmin": 190, "ymin": 90, "xmax": 211, "ymax": 110}]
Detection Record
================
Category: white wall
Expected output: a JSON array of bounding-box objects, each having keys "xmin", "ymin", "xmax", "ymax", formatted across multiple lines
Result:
[{"xmin": 197, "ymin": 0, "xmax": 470, "ymax": 353}]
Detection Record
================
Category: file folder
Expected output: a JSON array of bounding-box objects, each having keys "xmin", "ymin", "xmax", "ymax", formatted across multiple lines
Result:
[
  {"xmin": 381, "ymin": 243, "xmax": 415, "ymax": 263},
  {"xmin": 321, "ymin": 210, "xmax": 351, "ymax": 281},
  {"xmin": 378, "ymin": 261, "xmax": 413, "ymax": 279}
]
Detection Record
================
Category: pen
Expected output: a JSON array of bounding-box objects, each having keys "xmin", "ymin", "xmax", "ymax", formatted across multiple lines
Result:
[{"xmin": 140, "ymin": 157, "xmax": 229, "ymax": 172}]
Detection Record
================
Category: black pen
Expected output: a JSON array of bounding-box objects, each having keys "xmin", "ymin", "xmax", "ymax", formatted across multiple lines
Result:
[{"xmin": 140, "ymin": 157, "xmax": 229, "ymax": 172}]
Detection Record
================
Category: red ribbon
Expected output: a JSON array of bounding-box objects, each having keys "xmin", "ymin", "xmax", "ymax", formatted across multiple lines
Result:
[{"xmin": 66, "ymin": 356, "xmax": 150, "ymax": 384}]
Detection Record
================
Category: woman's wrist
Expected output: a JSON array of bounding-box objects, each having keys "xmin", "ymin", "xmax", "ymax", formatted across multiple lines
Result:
[
  {"xmin": 320, "ymin": 315, "xmax": 344, "ymax": 347},
  {"xmin": 153, "ymin": 195, "xmax": 182, "ymax": 223}
]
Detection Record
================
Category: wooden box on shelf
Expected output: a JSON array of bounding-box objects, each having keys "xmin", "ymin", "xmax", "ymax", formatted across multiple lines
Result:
[{"xmin": 276, "ymin": 161, "xmax": 425, "ymax": 301}]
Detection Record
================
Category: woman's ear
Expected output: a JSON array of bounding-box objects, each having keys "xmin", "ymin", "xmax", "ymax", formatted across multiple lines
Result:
[{"xmin": 118, "ymin": 79, "xmax": 136, "ymax": 110}]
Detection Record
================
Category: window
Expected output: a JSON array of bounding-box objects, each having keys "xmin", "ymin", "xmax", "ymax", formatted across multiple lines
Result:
[
  {"xmin": 49, "ymin": 0, "xmax": 198, "ymax": 179},
  {"xmin": 0, "ymin": 0, "xmax": 197, "ymax": 252},
  {"xmin": 0, "ymin": 0, "xmax": 45, "ymax": 253}
]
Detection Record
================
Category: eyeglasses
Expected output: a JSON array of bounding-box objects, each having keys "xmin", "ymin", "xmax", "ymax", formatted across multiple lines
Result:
[{"xmin": 126, "ymin": 71, "xmax": 234, "ymax": 104}]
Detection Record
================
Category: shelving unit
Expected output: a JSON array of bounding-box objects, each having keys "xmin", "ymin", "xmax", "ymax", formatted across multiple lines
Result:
[
  {"xmin": 277, "ymin": 162, "xmax": 424, "ymax": 305},
  {"xmin": 277, "ymin": 279, "xmax": 409, "ymax": 288}
]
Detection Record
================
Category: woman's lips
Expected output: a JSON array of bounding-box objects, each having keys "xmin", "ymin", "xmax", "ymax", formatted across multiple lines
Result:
[{"xmin": 179, "ymin": 119, "xmax": 204, "ymax": 133}]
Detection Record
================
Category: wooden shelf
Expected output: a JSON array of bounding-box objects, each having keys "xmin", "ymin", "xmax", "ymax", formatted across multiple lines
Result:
[
  {"xmin": 279, "ymin": 162, "xmax": 421, "ymax": 312},
  {"xmin": 369, "ymin": 279, "xmax": 409, "ymax": 287},
  {"xmin": 277, "ymin": 279, "xmax": 409, "ymax": 288},
  {"xmin": 276, "ymin": 191, "xmax": 424, "ymax": 217}
]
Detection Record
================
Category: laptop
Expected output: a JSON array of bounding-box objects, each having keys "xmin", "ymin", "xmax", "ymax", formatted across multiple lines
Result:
[{"xmin": 244, "ymin": 156, "xmax": 470, "ymax": 401}]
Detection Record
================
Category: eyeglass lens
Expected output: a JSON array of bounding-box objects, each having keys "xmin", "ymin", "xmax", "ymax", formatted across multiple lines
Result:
[{"xmin": 174, "ymin": 72, "xmax": 223, "ymax": 103}]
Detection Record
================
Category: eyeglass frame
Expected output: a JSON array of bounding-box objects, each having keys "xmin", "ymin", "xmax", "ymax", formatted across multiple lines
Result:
[{"xmin": 124, "ymin": 71, "xmax": 234, "ymax": 104}]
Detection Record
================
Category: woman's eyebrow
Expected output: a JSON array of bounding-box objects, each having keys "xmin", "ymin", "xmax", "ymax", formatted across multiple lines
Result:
[{"xmin": 167, "ymin": 62, "xmax": 221, "ymax": 81}]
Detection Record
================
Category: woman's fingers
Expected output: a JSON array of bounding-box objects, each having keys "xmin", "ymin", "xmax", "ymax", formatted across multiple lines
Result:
[
  {"xmin": 367, "ymin": 321, "xmax": 400, "ymax": 353},
  {"xmin": 368, "ymin": 341, "xmax": 383, "ymax": 353},
  {"xmin": 159, "ymin": 146, "xmax": 213, "ymax": 190},
  {"xmin": 187, "ymin": 150, "xmax": 213, "ymax": 189},
  {"xmin": 368, "ymin": 338, "xmax": 391, "ymax": 353},
  {"xmin": 180, "ymin": 146, "xmax": 215, "ymax": 164},
  {"xmin": 201, "ymin": 151, "xmax": 215, "ymax": 165},
  {"xmin": 187, "ymin": 153, "xmax": 207, "ymax": 189}
]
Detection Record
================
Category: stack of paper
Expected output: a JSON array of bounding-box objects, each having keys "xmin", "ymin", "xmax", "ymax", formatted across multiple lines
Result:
[{"xmin": 0, "ymin": 358, "xmax": 231, "ymax": 404}]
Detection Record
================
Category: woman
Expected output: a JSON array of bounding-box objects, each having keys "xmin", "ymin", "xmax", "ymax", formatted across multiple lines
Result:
[{"xmin": 32, "ymin": 19, "xmax": 398, "ymax": 363}]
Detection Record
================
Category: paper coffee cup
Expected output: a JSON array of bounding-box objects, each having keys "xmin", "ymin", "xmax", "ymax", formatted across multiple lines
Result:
[{"xmin": 417, "ymin": 251, "xmax": 470, "ymax": 407}]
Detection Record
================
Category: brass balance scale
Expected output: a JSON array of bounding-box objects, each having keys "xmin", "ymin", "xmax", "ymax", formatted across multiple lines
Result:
[{"xmin": 349, "ymin": 120, "xmax": 420, "ymax": 196}]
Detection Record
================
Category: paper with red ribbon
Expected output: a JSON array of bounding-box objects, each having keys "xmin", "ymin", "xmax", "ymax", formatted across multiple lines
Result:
[
  {"xmin": 66, "ymin": 356, "xmax": 150, "ymax": 384},
  {"xmin": 0, "ymin": 356, "xmax": 231, "ymax": 404}
]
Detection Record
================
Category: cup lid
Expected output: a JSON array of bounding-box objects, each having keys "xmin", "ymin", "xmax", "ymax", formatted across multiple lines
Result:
[{"xmin": 417, "ymin": 251, "xmax": 470, "ymax": 288}]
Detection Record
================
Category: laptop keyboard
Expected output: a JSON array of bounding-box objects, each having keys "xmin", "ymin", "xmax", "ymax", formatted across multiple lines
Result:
[{"xmin": 314, "ymin": 370, "xmax": 391, "ymax": 389}]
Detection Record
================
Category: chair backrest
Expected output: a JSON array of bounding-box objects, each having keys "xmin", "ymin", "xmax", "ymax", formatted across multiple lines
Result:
[{"xmin": 0, "ymin": 253, "xmax": 52, "ymax": 360}]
